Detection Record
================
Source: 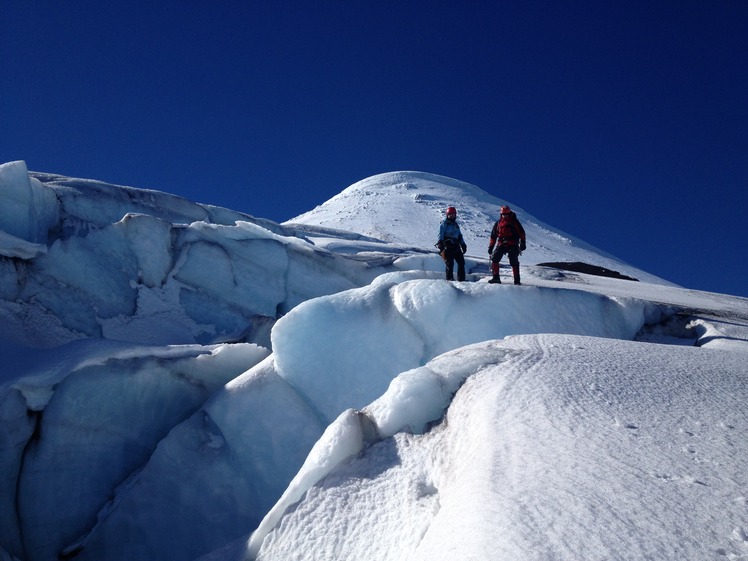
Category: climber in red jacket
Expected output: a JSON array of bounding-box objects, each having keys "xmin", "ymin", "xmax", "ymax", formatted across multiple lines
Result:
[{"xmin": 488, "ymin": 205, "xmax": 526, "ymax": 285}]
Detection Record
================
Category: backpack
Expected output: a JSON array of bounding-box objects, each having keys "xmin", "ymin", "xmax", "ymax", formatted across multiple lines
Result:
[{"xmin": 496, "ymin": 214, "xmax": 519, "ymax": 242}]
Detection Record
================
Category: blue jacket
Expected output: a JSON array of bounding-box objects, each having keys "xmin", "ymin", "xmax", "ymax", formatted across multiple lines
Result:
[{"xmin": 438, "ymin": 219, "xmax": 464, "ymax": 246}]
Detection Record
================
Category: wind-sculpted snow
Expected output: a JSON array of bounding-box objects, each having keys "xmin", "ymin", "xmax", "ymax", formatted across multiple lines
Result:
[
  {"xmin": 251, "ymin": 335, "xmax": 748, "ymax": 561},
  {"xmin": 245, "ymin": 340, "xmax": 518, "ymax": 559},
  {"xmin": 272, "ymin": 274, "xmax": 651, "ymax": 423}
]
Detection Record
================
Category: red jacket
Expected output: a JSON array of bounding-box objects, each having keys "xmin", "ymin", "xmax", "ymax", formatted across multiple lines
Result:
[{"xmin": 489, "ymin": 212, "xmax": 526, "ymax": 248}]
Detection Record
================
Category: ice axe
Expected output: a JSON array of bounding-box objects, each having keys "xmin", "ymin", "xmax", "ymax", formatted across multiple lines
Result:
[{"xmin": 435, "ymin": 243, "xmax": 446, "ymax": 262}]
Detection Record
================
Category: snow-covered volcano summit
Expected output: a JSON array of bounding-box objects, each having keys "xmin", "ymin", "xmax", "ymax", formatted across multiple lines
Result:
[{"xmin": 286, "ymin": 171, "xmax": 669, "ymax": 285}]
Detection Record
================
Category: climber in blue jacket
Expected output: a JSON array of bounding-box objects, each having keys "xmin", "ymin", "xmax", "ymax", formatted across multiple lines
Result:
[{"xmin": 436, "ymin": 206, "xmax": 467, "ymax": 281}]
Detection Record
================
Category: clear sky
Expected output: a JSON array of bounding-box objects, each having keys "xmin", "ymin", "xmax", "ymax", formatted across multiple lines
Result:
[{"xmin": 2, "ymin": 1, "xmax": 747, "ymax": 298}]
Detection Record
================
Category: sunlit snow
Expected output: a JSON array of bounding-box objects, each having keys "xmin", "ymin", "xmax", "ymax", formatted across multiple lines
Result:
[{"xmin": 1, "ymin": 160, "xmax": 747, "ymax": 561}]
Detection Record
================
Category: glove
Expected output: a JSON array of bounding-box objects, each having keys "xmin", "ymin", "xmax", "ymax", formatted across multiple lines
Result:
[
  {"xmin": 437, "ymin": 241, "xmax": 444, "ymax": 251},
  {"xmin": 519, "ymin": 240, "xmax": 526, "ymax": 252},
  {"xmin": 488, "ymin": 246, "xmax": 494, "ymax": 255},
  {"xmin": 460, "ymin": 243, "xmax": 467, "ymax": 254}
]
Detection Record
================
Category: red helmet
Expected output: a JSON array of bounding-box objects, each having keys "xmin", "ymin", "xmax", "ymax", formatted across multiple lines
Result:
[
  {"xmin": 446, "ymin": 206, "xmax": 457, "ymax": 217},
  {"xmin": 500, "ymin": 205, "xmax": 511, "ymax": 215}
]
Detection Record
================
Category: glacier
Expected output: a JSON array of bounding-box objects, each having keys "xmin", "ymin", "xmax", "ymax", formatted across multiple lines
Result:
[{"xmin": 1, "ymin": 160, "xmax": 747, "ymax": 561}]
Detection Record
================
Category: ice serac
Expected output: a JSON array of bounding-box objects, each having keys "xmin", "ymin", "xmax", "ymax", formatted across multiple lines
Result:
[
  {"xmin": 62, "ymin": 356, "xmax": 324, "ymax": 561},
  {"xmin": 0, "ymin": 388, "xmax": 36, "ymax": 558},
  {"xmin": 0, "ymin": 161, "xmax": 59, "ymax": 246},
  {"xmin": 0, "ymin": 163, "xmax": 391, "ymax": 350},
  {"xmin": 15, "ymin": 343, "xmax": 269, "ymax": 561}
]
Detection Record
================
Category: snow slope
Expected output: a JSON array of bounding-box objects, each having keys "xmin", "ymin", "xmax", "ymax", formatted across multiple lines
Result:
[
  {"xmin": 1, "ymin": 160, "xmax": 747, "ymax": 561},
  {"xmin": 285, "ymin": 170, "xmax": 672, "ymax": 285}
]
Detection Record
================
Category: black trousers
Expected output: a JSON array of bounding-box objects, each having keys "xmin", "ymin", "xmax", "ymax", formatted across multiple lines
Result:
[
  {"xmin": 491, "ymin": 244, "xmax": 521, "ymax": 283},
  {"xmin": 444, "ymin": 245, "xmax": 466, "ymax": 281},
  {"xmin": 491, "ymin": 244, "xmax": 520, "ymax": 267}
]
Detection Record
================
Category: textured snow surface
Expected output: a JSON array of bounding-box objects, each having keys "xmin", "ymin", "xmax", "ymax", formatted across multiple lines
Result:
[{"xmin": 254, "ymin": 336, "xmax": 748, "ymax": 561}]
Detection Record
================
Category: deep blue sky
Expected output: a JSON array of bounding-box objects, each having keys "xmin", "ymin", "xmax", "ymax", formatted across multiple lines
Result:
[{"xmin": 2, "ymin": 2, "xmax": 747, "ymax": 298}]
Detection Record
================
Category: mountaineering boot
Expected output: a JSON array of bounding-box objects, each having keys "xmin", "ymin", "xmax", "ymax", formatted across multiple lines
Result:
[
  {"xmin": 512, "ymin": 265, "xmax": 521, "ymax": 285},
  {"xmin": 488, "ymin": 261, "xmax": 501, "ymax": 283},
  {"xmin": 445, "ymin": 264, "xmax": 453, "ymax": 281}
]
